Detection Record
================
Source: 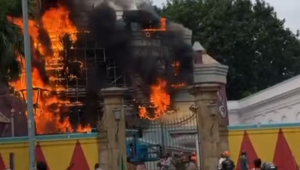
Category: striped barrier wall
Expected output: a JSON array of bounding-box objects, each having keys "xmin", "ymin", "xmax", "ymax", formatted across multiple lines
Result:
[
  {"xmin": 228, "ymin": 122, "xmax": 300, "ymax": 170},
  {"xmin": 0, "ymin": 133, "xmax": 100, "ymax": 170}
]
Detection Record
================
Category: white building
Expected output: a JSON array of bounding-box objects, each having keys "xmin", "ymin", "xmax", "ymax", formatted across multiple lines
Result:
[{"xmin": 228, "ymin": 74, "xmax": 300, "ymax": 125}]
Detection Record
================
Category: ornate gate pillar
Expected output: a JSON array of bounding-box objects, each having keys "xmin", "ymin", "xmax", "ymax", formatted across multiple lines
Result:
[
  {"xmin": 99, "ymin": 87, "xmax": 128, "ymax": 170},
  {"xmin": 190, "ymin": 42, "xmax": 229, "ymax": 170}
]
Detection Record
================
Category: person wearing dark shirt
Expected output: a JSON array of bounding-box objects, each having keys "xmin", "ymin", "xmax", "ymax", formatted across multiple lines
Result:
[
  {"xmin": 221, "ymin": 151, "xmax": 235, "ymax": 170},
  {"xmin": 240, "ymin": 151, "xmax": 249, "ymax": 170},
  {"xmin": 261, "ymin": 162, "xmax": 277, "ymax": 170},
  {"xmin": 252, "ymin": 158, "xmax": 262, "ymax": 170},
  {"xmin": 95, "ymin": 163, "xmax": 103, "ymax": 170},
  {"xmin": 37, "ymin": 161, "xmax": 47, "ymax": 170}
]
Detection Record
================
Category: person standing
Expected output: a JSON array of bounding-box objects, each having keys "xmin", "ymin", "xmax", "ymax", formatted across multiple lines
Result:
[
  {"xmin": 174, "ymin": 154, "xmax": 186, "ymax": 170},
  {"xmin": 252, "ymin": 158, "xmax": 262, "ymax": 170},
  {"xmin": 37, "ymin": 162, "xmax": 47, "ymax": 170},
  {"xmin": 191, "ymin": 152, "xmax": 197, "ymax": 166},
  {"xmin": 159, "ymin": 153, "xmax": 175, "ymax": 170},
  {"xmin": 186, "ymin": 156, "xmax": 197, "ymax": 170},
  {"xmin": 95, "ymin": 163, "xmax": 103, "ymax": 170},
  {"xmin": 261, "ymin": 162, "xmax": 277, "ymax": 170},
  {"xmin": 222, "ymin": 151, "xmax": 235, "ymax": 170},
  {"xmin": 218, "ymin": 153, "xmax": 225, "ymax": 170},
  {"xmin": 240, "ymin": 151, "xmax": 249, "ymax": 170}
]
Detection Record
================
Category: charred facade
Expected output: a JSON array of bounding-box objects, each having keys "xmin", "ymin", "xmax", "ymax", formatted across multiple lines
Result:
[
  {"xmin": 48, "ymin": 0, "xmax": 193, "ymax": 129},
  {"xmin": 65, "ymin": 2, "xmax": 193, "ymax": 127},
  {"xmin": 3, "ymin": 0, "xmax": 193, "ymax": 136}
]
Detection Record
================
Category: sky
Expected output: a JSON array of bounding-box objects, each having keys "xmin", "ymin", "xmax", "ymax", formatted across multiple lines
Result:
[{"xmin": 152, "ymin": 0, "xmax": 300, "ymax": 34}]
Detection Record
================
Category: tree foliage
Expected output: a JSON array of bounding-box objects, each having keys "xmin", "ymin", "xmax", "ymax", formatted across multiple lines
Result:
[
  {"xmin": 0, "ymin": 0, "xmax": 26, "ymax": 85},
  {"xmin": 160, "ymin": 0, "xmax": 300, "ymax": 99},
  {"xmin": 0, "ymin": 0, "xmax": 35, "ymax": 18}
]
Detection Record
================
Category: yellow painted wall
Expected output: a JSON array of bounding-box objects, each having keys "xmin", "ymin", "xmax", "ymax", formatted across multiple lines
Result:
[
  {"xmin": 0, "ymin": 142, "xmax": 29, "ymax": 169},
  {"xmin": 2, "ymin": 126, "xmax": 300, "ymax": 169},
  {"xmin": 0, "ymin": 137, "xmax": 99, "ymax": 170},
  {"xmin": 228, "ymin": 126, "xmax": 300, "ymax": 166}
]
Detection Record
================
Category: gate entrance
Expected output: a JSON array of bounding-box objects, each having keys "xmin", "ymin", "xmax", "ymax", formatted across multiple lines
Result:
[{"xmin": 125, "ymin": 94, "xmax": 199, "ymax": 170}]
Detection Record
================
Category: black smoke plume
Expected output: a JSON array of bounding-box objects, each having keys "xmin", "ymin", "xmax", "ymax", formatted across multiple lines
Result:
[
  {"xmin": 40, "ymin": 0, "xmax": 193, "ymax": 104},
  {"xmin": 88, "ymin": 2, "xmax": 193, "ymax": 88}
]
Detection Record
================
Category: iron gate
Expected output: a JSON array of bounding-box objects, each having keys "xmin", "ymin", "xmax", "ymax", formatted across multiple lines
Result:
[{"xmin": 125, "ymin": 100, "xmax": 199, "ymax": 170}]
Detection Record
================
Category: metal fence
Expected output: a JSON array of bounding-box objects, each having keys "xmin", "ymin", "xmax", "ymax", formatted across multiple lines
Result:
[{"xmin": 125, "ymin": 102, "xmax": 199, "ymax": 170}]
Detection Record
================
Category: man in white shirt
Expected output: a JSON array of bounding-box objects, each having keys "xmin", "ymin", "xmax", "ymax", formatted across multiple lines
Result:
[{"xmin": 218, "ymin": 153, "xmax": 225, "ymax": 170}]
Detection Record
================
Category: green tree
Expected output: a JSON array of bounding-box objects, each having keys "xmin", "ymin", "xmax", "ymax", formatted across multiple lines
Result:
[
  {"xmin": 0, "ymin": 0, "xmax": 35, "ymax": 86},
  {"xmin": 161, "ymin": 0, "xmax": 300, "ymax": 99},
  {"xmin": 0, "ymin": 0, "xmax": 24, "ymax": 86}
]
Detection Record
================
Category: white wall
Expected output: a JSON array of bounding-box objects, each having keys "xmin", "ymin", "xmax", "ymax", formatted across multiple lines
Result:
[{"xmin": 228, "ymin": 74, "xmax": 300, "ymax": 125}]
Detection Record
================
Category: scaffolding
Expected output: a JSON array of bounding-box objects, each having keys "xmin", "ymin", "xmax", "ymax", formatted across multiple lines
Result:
[
  {"xmin": 58, "ymin": 32, "xmax": 106, "ymax": 102},
  {"xmin": 54, "ymin": 15, "xmax": 188, "ymax": 128}
]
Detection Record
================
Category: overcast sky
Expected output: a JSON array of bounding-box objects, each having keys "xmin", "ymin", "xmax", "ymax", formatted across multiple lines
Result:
[{"xmin": 152, "ymin": 0, "xmax": 300, "ymax": 34}]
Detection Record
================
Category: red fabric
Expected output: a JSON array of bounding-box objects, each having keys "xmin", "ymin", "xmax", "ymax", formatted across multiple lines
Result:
[
  {"xmin": 273, "ymin": 129, "xmax": 299, "ymax": 170},
  {"xmin": 236, "ymin": 131, "xmax": 258, "ymax": 170}
]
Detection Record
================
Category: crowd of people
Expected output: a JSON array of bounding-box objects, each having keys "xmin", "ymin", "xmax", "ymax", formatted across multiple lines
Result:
[
  {"xmin": 218, "ymin": 151, "xmax": 277, "ymax": 170},
  {"xmin": 34, "ymin": 150, "xmax": 277, "ymax": 170},
  {"xmin": 34, "ymin": 161, "xmax": 103, "ymax": 170},
  {"xmin": 156, "ymin": 152, "xmax": 197, "ymax": 170}
]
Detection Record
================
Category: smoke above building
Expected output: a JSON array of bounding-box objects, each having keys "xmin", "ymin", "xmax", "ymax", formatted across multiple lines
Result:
[
  {"xmin": 8, "ymin": 0, "xmax": 195, "ymax": 135},
  {"xmin": 88, "ymin": 1, "xmax": 193, "ymax": 86},
  {"xmin": 86, "ymin": 1, "xmax": 194, "ymax": 119}
]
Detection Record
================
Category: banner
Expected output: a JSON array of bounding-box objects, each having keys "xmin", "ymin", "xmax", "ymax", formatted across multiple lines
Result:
[{"xmin": 216, "ymin": 86, "xmax": 229, "ymax": 125}]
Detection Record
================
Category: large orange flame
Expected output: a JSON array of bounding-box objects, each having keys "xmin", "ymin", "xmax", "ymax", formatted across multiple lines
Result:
[
  {"xmin": 9, "ymin": 4, "xmax": 91, "ymax": 134},
  {"xmin": 139, "ymin": 79, "xmax": 171, "ymax": 120},
  {"xmin": 143, "ymin": 18, "xmax": 166, "ymax": 32}
]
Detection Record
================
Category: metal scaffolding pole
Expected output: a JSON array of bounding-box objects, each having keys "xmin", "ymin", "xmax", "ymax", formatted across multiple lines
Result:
[{"xmin": 21, "ymin": 0, "xmax": 36, "ymax": 169}]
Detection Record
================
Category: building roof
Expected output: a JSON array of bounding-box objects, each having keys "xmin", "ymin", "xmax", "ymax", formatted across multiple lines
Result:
[
  {"xmin": 202, "ymin": 54, "xmax": 219, "ymax": 64},
  {"xmin": 192, "ymin": 41, "xmax": 205, "ymax": 51},
  {"xmin": 228, "ymin": 74, "xmax": 300, "ymax": 114}
]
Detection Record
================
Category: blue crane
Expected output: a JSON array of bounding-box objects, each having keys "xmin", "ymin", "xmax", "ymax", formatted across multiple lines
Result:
[{"xmin": 126, "ymin": 129, "xmax": 162, "ymax": 164}]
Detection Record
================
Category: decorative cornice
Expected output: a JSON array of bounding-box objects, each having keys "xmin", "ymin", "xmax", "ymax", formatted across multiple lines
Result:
[
  {"xmin": 189, "ymin": 84, "xmax": 222, "ymax": 94},
  {"xmin": 232, "ymin": 87, "xmax": 300, "ymax": 115},
  {"xmin": 99, "ymin": 87, "xmax": 128, "ymax": 97},
  {"xmin": 193, "ymin": 64, "xmax": 228, "ymax": 85},
  {"xmin": 229, "ymin": 122, "xmax": 300, "ymax": 131},
  {"xmin": 237, "ymin": 73, "xmax": 300, "ymax": 107}
]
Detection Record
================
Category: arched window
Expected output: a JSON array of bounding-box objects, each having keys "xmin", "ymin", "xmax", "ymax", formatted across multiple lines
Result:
[{"xmin": 281, "ymin": 116, "xmax": 287, "ymax": 122}]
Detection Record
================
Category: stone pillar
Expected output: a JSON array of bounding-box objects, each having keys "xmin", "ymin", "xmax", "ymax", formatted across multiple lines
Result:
[
  {"xmin": 99, "ymin": 87, "xmax": 128, "ymax": 170},
  {"xmin": 191, "ymin": 42, "xmax": 229, "ymax": 170}
]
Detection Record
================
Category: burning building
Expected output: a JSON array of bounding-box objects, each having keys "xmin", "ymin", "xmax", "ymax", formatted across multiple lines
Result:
[{"xmin": 4, "ymin": 0, "xmax": 194, "ymax": 136}]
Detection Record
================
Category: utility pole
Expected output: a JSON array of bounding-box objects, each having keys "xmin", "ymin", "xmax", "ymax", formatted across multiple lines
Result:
[
  {"xmin": 10, "ymin": 108, "xmax": 15, "ymax": 137},
  {"xmin": 21, "ymin": 0, "xmax": 36, "ymax": 169}
]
